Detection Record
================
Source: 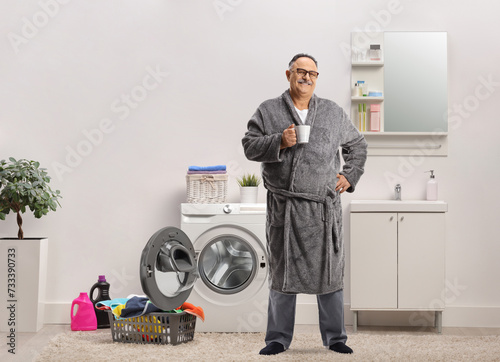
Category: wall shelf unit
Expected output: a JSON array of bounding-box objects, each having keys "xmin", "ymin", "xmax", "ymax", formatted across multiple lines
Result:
[{"xmin": 350, "ymin": 31, "xmax": 448, "ymax": 156}]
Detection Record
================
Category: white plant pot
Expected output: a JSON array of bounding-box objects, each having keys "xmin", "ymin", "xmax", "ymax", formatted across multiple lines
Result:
[
  {"xmin": 240, "ymin": 186, "xmax": 259, "ymax": 203},
  {"xmin": 0, "ymin": 238, "xmax": 48, "ymax": 332}
]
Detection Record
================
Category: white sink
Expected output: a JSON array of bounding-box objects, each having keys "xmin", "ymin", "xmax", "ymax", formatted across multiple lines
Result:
[{"xmin": 350, "ymin": 200, "xmax": 448, "ymax": 212}]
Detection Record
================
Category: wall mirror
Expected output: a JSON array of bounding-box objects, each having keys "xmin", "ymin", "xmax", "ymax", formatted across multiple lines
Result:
[{"xmin": 384, "ymin": 32, "xmax": 447, "ymax": 132}]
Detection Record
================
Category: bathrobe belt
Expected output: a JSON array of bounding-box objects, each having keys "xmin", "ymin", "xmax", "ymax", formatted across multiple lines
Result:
[{"xmin": 265, "ymin": 184, "xmax": 338, "ymax": 287}]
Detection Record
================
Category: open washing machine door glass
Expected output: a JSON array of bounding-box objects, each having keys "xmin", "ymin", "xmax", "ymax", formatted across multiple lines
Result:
[
  {"xmin": 198, "ymin": 235, "xmax": 257, "ymax": 294},
  {"xmin": 140, "ymin": 227, "xmax": 199, "ymax": 311}
]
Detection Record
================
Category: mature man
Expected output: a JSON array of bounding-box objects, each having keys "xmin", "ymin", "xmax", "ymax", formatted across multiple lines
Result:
[{"xmin": 242, "ymin": 54, "xmax": 367, "ymax": 355}]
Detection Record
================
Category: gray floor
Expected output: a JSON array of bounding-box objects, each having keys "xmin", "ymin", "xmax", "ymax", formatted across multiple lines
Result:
[{"xmin": 2, "ymin": 324, "xmax": 500, "ymax": 361}]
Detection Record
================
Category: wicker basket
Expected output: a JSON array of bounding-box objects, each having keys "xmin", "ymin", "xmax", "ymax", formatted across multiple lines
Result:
[
  {"xmin": 107, "ymin": 311, "xmax": 196, "ymax": 345},
  {"xmin": 186, "ymin": 174, "xmax": 228, "ymax": 203}
]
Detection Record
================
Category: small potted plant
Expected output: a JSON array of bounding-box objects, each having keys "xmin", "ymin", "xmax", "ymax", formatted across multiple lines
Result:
[
  {"xmin": 0, "ymin": 158, "xmax": 61, "ymax": 237},
  {"xmin": 237, "ymin": 173, "xmax": 262, "ymax": 203},
  {"xmin": 0, "ymin": 158, "xmax": 62, "ymax": 332}
]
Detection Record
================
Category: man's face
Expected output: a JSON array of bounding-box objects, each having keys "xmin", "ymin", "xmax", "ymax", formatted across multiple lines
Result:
[{"xmin": 286, "ymin": 57, "xmax": 318, "ymax": 99}]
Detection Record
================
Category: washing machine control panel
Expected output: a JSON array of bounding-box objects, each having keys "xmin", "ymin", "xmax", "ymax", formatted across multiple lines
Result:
[{"xmin": 223, "ymin": 204, "xmax": 233, "ymax": 214}]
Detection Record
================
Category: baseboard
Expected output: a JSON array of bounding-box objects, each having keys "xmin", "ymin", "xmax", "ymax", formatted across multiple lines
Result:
[
  {"xmin": 441, "ymin": 306, "xmax": 500, "ymax": 328},
  {"xmin": 295, "ymin": 303, "xmax": 500, "ymax": 328},
  {"xmin": 44, "ymin": 302, "xmax": 500, "ymax": 328},
  {"xmin": 45, "ymin": 302, "xmax": 71, "ymax": 324}
]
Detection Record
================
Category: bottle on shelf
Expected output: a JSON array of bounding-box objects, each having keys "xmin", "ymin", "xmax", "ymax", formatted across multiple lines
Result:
[
  {"xmin": 362, "ymin": 103, "xmax": 367, "ymax": 131},
  {"xmin": 370, "ymin": 104, "xmax": 381, "ymax": 132},
  {"xmin": 357, "ymin": 81, "xmax": 364, "ymax": 97},
  {"xmin": 362, "ymin": 82, "xmax": 368, "ymax": 96},
  {"xmin": 358, "ymin": 103, "xmax": 367, "ymax": 132},
  {"xmin": 369, "ymin": 44, "xmax": 382, "ymax": 61},
  {"xmin": 358, "ymin": 103, "xmax": 363, "ymax": 131},
  {"xmin": 355, "ymin": 47, "xmax": 367, "ymax": 62}
]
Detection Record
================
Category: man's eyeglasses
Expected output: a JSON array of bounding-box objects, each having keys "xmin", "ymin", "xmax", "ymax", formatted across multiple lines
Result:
[{"xmin": 291, "ymin": 68, "xmax": 319, "ymax": 79}]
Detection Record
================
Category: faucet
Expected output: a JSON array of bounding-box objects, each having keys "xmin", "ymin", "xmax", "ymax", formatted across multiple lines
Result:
[{"xmin": 395, "ymin": 184, "xmax": 401, "ymax": 201}]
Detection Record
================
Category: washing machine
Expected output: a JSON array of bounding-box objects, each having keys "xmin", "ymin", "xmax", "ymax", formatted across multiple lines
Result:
[{"xmin": 180, "ymin": 203, "xmax": 268, "ymax": 332}]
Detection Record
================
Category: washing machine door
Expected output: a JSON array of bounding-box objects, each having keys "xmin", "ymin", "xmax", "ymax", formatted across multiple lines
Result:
[{"xmin": 140, "ymin": 226, "xmax": 199, "ymax": 311}]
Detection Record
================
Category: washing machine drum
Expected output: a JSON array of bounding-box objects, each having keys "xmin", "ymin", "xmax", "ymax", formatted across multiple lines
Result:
[{"xmin": 140, "ymin": 227, "xmax": 199, "ymax": 311}]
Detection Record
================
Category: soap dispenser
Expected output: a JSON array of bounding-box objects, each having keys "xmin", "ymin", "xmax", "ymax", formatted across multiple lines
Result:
[{"xmin": 426, "ymin": 170, "xmax": 438, "ymax": 201}]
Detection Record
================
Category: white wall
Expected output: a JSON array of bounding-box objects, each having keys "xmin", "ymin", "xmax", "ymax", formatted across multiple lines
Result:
[{"xmin": 1, "ymin": 0, "xmax": 499, "ymax": 327}]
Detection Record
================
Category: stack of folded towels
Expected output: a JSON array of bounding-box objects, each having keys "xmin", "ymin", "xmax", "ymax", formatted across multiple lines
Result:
[{"xmin": 187, "ymin": 165, "xmax": 227, "ymax": 174}]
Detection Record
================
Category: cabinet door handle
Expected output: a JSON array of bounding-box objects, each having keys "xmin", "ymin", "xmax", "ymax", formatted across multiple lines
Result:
[
  {"xmin": 389, "ymin": 216, "xmax": 394, "ymax": 221},
  {"xmin": 400, "ymin": 216, "xmax": 405, "ymax": 221}
]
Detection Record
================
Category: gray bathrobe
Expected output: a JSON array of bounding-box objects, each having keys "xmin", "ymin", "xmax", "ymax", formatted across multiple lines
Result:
[{"xmin": 242, "ymin": 89, "xmax": 367, "ymax": 295}]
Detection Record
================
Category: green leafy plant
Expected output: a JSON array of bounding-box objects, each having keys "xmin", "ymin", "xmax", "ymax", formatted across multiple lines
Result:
[
  {"xmin": 0, "ymin": 158, "xmax": 62, "ymax": 239},
  {"xmin": 237, "ymin": 173, "xmax": 262, "ymax": 187}
]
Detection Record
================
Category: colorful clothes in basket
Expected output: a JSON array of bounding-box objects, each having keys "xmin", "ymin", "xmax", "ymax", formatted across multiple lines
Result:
[
  {"xmin": 96, "ymin": 296, "xmax": 205, "ymax": 321},
  {"xmin": 176, "ymin": 302, "xmax": 205, "ymax": 322}
]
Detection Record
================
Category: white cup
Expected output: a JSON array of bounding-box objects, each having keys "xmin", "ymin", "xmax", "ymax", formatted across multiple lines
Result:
[{"xmin": 295, "ymin": 125, "xmax": 311, "ymax": 144}]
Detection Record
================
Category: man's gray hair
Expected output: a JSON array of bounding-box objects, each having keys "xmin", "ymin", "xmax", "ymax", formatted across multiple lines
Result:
[{"xmin": 288, "ymin": 53, "xmax": 318, "ymax": 70}]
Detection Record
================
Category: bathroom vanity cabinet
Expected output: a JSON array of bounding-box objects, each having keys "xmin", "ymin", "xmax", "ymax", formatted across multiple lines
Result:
[{"xmin": 350, "ymin": 201, "xmax": 447, "ymax": 333}]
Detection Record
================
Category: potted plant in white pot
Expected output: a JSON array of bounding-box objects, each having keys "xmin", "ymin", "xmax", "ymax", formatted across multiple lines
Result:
[
  {"xmin": 0, "ymin": 158, "xmax": 61, "ymax": 332},
  {"xmin": 237, "ymin": 173, "xmax": 261, "ymax": 204}
]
